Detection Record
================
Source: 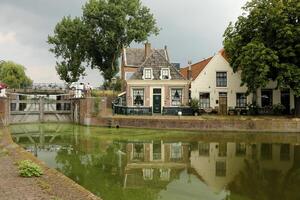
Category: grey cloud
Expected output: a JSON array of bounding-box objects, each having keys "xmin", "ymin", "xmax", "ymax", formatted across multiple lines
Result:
[{"xmin": 0, "ymin": 0, "xmax": 246, "ymax": 85}]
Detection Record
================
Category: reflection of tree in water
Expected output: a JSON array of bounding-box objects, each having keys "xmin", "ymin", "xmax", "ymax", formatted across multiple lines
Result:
[
  {"xmin": 54, "ymin": 142, "xmax": 160, "ymax": 200},
  {"xmin": 227, "ymin": 160, "xmax": 300, "ymax": 200}
]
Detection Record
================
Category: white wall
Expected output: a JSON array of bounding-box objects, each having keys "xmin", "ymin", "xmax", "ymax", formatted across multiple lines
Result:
[
  {"xmin": 191, "ymin": 53, "xmax": 250, "ymax": 109},
  {"xmin": 191, "ymin": 53, "xmax": 295, "ymax": 110}
]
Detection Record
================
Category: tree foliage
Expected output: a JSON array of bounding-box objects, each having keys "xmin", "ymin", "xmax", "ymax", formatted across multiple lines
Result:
[
  {"xmin": 48, "ymin": 0, "xmax": 159, "ymax": 84},
  {"xmin": 223, "ymin": 0, "xmax": 300, "ymax": 99},
  {"xmin": 48, "ymin": 16, "xmax": 86, "ymax": 84},
  {"xmin": 0, "ymin": 61, "xmax": 32, "ymax": 88}
]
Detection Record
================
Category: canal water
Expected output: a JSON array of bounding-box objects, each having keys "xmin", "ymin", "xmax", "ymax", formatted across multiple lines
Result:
[{"xmin": 10, "ymin": 123, "xmax": 300, "ymax": 200}]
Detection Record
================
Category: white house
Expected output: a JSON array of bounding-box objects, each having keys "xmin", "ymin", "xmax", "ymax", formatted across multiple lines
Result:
[{"xmin": 180, "ymin": 49, "xmax": 295, "ymax": 114}]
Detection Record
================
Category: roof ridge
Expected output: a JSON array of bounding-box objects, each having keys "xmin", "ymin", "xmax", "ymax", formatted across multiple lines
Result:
[{"xmin": 181, "ymin": 56, "xmax": 213, "ymax": 70}]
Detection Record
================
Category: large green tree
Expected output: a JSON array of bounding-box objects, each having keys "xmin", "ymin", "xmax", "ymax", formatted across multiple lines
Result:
[
  {"xmin": 48, "ymin": 16, "xmax": 87, "ymax": 84},
  {"xmin": 0, "ymin": 61, "xmax": 32, "ymax": 88},
  {"xmin": 48, "ymin": 0, "xmax": 159, "ymax": 84},
  {"xmin": 223, "ymin": 0, "xmax": 300, "ymax": 115}
]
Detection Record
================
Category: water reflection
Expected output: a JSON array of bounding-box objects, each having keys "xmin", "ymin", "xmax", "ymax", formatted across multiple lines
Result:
[{"xmin": 11, "ymin": 124, "xmax": 300, "ymax": 200}]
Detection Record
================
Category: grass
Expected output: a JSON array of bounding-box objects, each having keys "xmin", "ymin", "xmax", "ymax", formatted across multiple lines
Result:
[{"xmin": 91, "ymin": 89, "xmax": 119, "ymax": 97}]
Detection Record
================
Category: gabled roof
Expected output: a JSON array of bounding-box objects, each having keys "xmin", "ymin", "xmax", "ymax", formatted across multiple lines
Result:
[
  {"xmin": 129, "ymin": 50, "xmax": 185, "ymax": 80},
  {"xmin": 123, "ymin": 48, "xmax": 168, "ymax": 67},
  {"xmin": 180, "ymin": 57, "xmax": 213, "ymax": 80}
]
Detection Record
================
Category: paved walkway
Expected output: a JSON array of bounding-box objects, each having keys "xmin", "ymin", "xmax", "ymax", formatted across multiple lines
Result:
[{"xmin": 0, "ymin": 127, "xmax": 101, "ymax": 200}]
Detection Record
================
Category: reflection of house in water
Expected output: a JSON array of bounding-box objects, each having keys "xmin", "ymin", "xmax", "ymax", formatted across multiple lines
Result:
[
  {"xmin": 190, "ymin": 142, "xmax": 295, "ymax": 193},
  {"xmin": 123, "ymin": 141, "xmax": 190, "ymax": 188}
]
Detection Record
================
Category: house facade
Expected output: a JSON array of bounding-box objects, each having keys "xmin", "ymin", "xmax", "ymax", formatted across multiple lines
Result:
[
  {"xmin": 180, "ymin": 50, "xmax": 295, "ymax": 114},
  {"xmin": 124, "ymin": 45, "xmax": 189, "ymax": 114}
]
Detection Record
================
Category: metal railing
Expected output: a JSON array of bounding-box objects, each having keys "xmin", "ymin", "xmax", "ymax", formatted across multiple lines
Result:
[
  {"xmin": 162, "ymin": 106, "xmax": 194, "ymax": 116},
  {"xmin": 113, "ymin": 104, "xmax": 152, "ymax": 115}
]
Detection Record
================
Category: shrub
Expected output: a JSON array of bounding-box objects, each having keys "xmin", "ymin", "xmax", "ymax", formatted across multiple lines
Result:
[
  {"xmin": 273, "ymin": 103, "xmax": 286, "ymax": 115},
  {"xmin": 18, "ymin": 160, "xmax": 43, "ymax": 177},
  {"xmin": 247, "ymin": 103, "xmax": 259, "ymax": 115},
  {"xmin": 189, "ymin": 98, "xmax": 200, "ymax": 115}
]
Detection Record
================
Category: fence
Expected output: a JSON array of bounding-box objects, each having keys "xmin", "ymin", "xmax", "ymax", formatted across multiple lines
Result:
[{"xmin": 113, "ymin": 104, "xmax": 152, "ymax": 115}]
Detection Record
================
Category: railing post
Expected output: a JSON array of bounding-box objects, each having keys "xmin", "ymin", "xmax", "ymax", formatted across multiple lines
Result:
[{"xmin": 39, "ymin": 96, "xmax": 44, "ymax": 122}]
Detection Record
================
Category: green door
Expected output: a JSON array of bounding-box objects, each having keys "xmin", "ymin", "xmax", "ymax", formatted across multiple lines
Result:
[
  {"xmin": 152, "ymin": 88, "xmax": 162, "ymax": 114},
  {"xmin": 153, "ymin": 95, "xmax": 161, "ymax": 113}
]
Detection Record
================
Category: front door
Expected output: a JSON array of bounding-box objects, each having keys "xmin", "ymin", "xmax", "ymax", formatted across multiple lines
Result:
[
  {"xmin": 153, "ymin": 89, "xmax": 161, "ymax": 114},
  {"xmin": 219, "ymin": 92, "xmax": 227, "ymax": 115},
  {"xmin": 281, "ymin": 89, "xmax": 290, "ymax": 114}
]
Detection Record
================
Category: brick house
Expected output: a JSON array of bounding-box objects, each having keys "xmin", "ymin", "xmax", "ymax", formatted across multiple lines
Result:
[
  {"xmin": 124, "ymin": 44, "xmax": 189, "ymax": 114},
  {"xmin": 121, "ymin": 43, "xmax": 169, "ymax": 81}
]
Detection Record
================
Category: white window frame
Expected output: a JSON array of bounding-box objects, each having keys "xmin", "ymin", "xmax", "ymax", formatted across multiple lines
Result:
[
  {"xmin": 170, "ymin": 88, "xmax": 183, "ymax": 106},
  {"xmin": 160, "ymin": 68, "xmax": 171, "ymax": 80},
  {"xmin": 132, "ymin": 88, "xmax": 145, "ymax": 106},
  {"xmin": 142, "ymin": 68, "xmax": 154, "ymax": 80},
  {"xmin": 216, "ymin": 71, "xmax": 227, "ymax": 87}
]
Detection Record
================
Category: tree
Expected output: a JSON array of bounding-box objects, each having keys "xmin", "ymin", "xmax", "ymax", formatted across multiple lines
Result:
[
  {"xmin": 48, "ymin": 0, "xmax": 159, "ymax": 84},
  {"xmin": 223, "ymin": 0, "xmax": 300, "ymax": 115},
  {"xmin": 0, "ymin": 61, "xmax": 32, "ymax": 88},
  {"xmin": 48, "ymin": 16, "xmax": 86, "ymax": 84}
]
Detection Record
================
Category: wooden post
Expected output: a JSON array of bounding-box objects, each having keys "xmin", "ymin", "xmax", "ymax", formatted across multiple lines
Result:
[{"xmin": 39, "ymin": 96, "xmax": 44, "ymax": 122}]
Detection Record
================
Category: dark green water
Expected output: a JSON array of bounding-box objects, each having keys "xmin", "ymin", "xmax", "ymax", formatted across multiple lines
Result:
[{"xmin": 10, "ymin": 123, "xmax": 300, "ymax": 200}]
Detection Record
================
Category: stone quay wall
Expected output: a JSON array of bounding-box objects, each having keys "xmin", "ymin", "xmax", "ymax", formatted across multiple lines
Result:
[{"xmin": 88, "ymin": 116, "xmax": 300, "ymax": 133}]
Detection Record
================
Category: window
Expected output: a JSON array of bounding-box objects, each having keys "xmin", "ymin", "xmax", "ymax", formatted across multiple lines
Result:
[
  {"xmin": 143, "ymin": 168, "xmax": 154, "ymax": 180},
  {"xmin": 199, "ymin": 142, "xmax": 210, "ymax": 156},
  {"xmin": 216, "ymin": 161, "xmax": 226, "ymax": 177},
  {"xmin": 199, "ymin": 93, "xmax": 210, "ymax": 108},
  {"xmin": 236, "ymin": 143, "xmax": 246, "ymax": 156},
  {"xmin": 171, "ymin": 143, "xmax": 182, "ymax": 160},
  {"xmin": 261, "ymin": 143, "xmax": 272, "ymax": 160},
  {"xmin": 133, "ymin": 89, "xmax": 144, "ymax": 106},
  {"xmin": 236, "ymin": 93, "xmax": 247, "ymax": 107},
  {"xmin": 261, "ymin": 89, "xmax": 273, "ymax": 107},
  {"xmin": 143, "ymin": 68, "xmax": 152, "ymax": 80},
  {"xmin": 171, "ymin": 88, "xmax": 183, "ymax": 106},
  {"xmin": 153, "ymin": 141, "xmax": 162, "ymax": 160},
  {"xmin": 280, "ymin": 144, "xmax": 290, "ymax": 161},
  {"xmin": 216, "ymin": 72, "xmax": 227, "ymax": 87},
  {"xmin": 160, "ymin": 68, "xmax": 170, "ymax": 80},
  {"xmin": 160, "ymin": 168, "xmax": 171, "ymax": 181},
  {"xmin": 133, "ymin": 143, "xmax": 144, "ymax": 160},
  {"xmin": 218, "ymin": 142, "xmax": 227, "ymax": 157}
]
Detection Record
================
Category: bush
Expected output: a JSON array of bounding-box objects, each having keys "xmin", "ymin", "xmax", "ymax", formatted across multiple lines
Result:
[
  {"xmin": 247, "ymin": 103, "xmax": 259, "ymax": 115},
  {"xmin": 189, "ymin": 98, "xmax": 200, "ymax": 115},
  {"xmin": 18, "ymin": 160, "xmax": 43, "ymax": 177},
  {"xmin": 273, "ymin": 103, "xmax": 286, "ymax": 115}
]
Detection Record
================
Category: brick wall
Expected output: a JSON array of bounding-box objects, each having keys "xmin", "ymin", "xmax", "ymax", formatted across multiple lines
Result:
[{"xmin": 89, "ymin": 116, "xmax": 300, "ymax": 133}]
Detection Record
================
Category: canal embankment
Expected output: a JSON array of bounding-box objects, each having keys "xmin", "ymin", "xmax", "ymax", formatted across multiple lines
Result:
[
  {"xmin": 0, "ymin": 126, "xmax": 101, "ymax": 200},
  {"xmin": 88, "ymin": 115, "xmax": 300, "ymax": 133}
]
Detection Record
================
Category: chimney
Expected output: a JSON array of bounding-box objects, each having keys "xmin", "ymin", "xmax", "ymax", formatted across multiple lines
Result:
[
  {"xmin": 144, "ymin": 42, "xmax": 151, "ymax": 59},
  {"xmin": 187, "ymin": 60, "xmax": 192, "ymax": 80}
]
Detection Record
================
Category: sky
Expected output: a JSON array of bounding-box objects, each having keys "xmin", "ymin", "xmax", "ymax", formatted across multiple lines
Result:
[{"xmin": 0, "ymin": 0, "xmax": 247, "ymax": 87}]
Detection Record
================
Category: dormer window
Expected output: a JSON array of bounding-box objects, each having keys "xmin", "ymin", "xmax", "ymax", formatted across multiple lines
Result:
[
  {"xmin": 160, "ymin": 68, "xmax": 171, "ymax": 80},
  {"xmin": 142, "ymin": 68, "xmax": 153, "ymax": 80}
]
